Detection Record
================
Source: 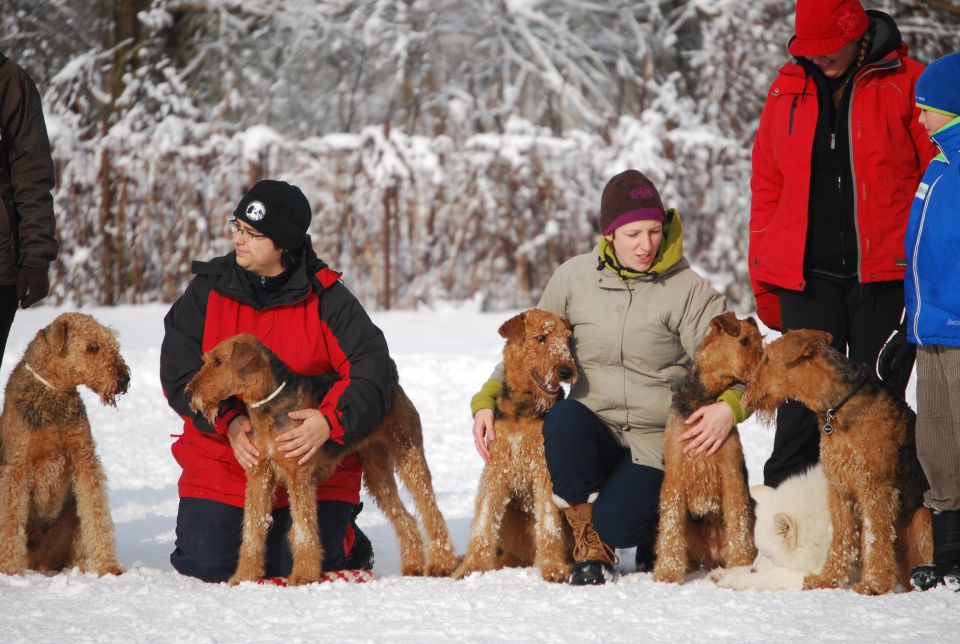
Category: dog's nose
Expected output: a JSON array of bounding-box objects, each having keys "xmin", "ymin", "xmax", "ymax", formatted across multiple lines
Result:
[
  {"xmin": 119, "ymin": 373, "xmax": 130, "ymax": 390},
  {"xmin": 558, "ymin": 366, "xmax": 573, "ymax": 381}
]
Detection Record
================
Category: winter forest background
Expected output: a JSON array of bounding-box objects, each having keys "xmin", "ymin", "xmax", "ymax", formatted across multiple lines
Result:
[{"xmin": 3, "ymin": 0, "xmax": 960, "ymax": 311}]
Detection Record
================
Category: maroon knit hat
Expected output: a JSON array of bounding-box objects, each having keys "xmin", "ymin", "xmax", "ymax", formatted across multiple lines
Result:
[
  {"xmin": 599, "ymin": 170, "xmax": 665, "ymax": 235},
  {"xmin": 789, "ymin": 0, "xmax": 868, "ymax": 57}
]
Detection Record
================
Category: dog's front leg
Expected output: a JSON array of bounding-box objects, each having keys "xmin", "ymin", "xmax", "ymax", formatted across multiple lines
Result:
[
  {"xmin": 229, "ymin": 462, "xmax": 275, "ymax": 585},
  {"xmin": 853, "ymin": 483, "xmax": 898, "ymax": 595},
  {"xmin": 455, "ymin": 465, "xmax": 513, "ymax": 579},
  {"xmin": 532, "ymin": 477, "xmax": 572, "ymax": 583},
  {"xmin": 652, "ymin": 477, "xmax": 690, "ymax": 583},
  {"xmin": 804, "ymin": 483, "xmax": 856, "ymax": 590},
  {"xmin": 0, "ymin": 463, "xmax": 32, "ymax": 574},
  {"xmin": 68, "ymin": 449, "xmax": 124, "ymax": 576},
  {"xmin": 720, "ymin": 460, "xmax": 757, "ymax": 567},
  {"xmin": 285, "ymin": 465, "xmax": 322, "ymax": 586}
]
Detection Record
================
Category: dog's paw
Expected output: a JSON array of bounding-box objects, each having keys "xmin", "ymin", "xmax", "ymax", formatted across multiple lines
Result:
[
  {"xmin": 652, "ymin": 560, "xmax": 685, "ymax": 584},
  {"xmin": 539, "ymin": 562, "xmax": 572, "ymax": 583},
  {"xmin": 802, "ymin": 572, "xmax": 843, "ymax": 590},
  {"xmin": 853, "ymin": 578, "xmax": 893, "ymax": 596},
  {"xmin": 0, "ymin": 560, "xmax": 25, "ymax": 576},
  {"xmin": 707, "ymin": 567, "xmax": 728, "ymax": 583},
  {"xmin": 453, "ymin": 560, "xmax": 485, "ymax": 580},
  {"xmin": 425, "ymin": 549, "xmax": 458, "ymax": 577},
  {"xmin": 400, "ymin": 561, "xmax": 427, "ymax": 576},
  {"xmin": 228, "ymin": 571, "xmax": 260, "ymax": 586},
  {"xmin": 94, "ymin": 562, "xmax": 125, "ymax": 576},
  {"xmin": 287, "ymin": 571, "xmax": 321, "ymax": 586}
]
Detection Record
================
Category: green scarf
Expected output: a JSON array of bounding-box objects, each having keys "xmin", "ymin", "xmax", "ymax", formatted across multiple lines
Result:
[{"xmin": 597, "ymin": 208, "xmax": 685, "ymax": 280}]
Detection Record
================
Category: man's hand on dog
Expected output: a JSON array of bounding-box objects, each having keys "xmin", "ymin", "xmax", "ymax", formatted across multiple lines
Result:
[
  {"xmin": 678, "ymin": 401, "xmax": 735, "ymax": 457},
  {"xmin": 472, "ymin": 408, "xmax": 496, "ymax": 463},
  {"xmin": 228, "ymin": 415, "xmax": 261, "ymax": 469},
  {"xmin": 278, "ymin": 409, "xmax": 331, "ymax": 465}
]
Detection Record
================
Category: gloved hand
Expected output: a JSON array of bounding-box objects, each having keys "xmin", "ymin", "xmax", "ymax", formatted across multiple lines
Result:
[
  {"xmin": 16, "ymin": 265, "xmax": 50, "ymax": 308},
  {"xmin": 876, "ymin": 322, "xmax": 916, "ymax": 395}
]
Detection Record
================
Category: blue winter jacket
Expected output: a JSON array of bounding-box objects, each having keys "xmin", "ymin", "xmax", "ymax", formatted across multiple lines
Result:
[{"xmin": 905, "ymin": 116, "xmax": 960, "ymax": 347}]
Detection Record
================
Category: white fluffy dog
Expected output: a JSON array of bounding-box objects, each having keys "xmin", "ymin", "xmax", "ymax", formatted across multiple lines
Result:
[{"xmin": 713, "ymin": 465, "xmax": 830, "ymax": 591}]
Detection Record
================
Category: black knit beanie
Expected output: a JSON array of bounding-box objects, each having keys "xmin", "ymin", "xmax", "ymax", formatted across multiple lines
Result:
[
  {"xmin": 599, "ymin": 170, "xmax": 665, "ymax": 235},
  {"xmin": 233, "ymin": 180, "xmax": 311, "ymax": 251}
]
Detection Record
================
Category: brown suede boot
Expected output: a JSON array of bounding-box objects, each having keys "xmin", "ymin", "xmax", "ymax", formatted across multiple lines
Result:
[{"xmin": 562, "ymin": 502, "xmax": 617, "ymax": 585}]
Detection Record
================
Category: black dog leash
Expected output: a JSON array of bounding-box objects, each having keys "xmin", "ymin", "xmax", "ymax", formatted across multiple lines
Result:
[{"xmin": 822, "ymin": 372, "xmax": 870, "ymax": 435}]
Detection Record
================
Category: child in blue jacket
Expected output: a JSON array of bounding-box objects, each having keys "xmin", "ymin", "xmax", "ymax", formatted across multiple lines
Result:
[{"xmin": 902, "ymin": 52, "xmax": 960, "ymax": 591}]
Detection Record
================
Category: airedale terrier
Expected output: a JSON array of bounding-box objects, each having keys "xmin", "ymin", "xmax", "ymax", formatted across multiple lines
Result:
[
  {"xmin": 653, "ymin": 312, "xmax": 761, "ymax": 583},
  {"xmin": 743, "ymin": 329, "xmax": 931, "ymax": 595},
  {"xmin": 455, "ymin": 309, "xmax": 576, "ymax": 582},
  {"xmin": 186, "ymin": 333, "xmax": 456, "ymax": 585},
  {"xmin": 0, "ymin": 313, "xmax": 129, "ymax": 576}
]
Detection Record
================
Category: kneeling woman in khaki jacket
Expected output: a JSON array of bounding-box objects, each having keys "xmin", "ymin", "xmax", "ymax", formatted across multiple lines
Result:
[{"xmin": 471, "ymin": 170, "xmax": 748, "ymax": 585}]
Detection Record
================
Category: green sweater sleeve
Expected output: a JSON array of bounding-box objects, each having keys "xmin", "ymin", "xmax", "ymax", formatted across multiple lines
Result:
[
  {"xmin": 470, "ymin": 378, "xmax": 503, "ymax": 417},
  {"xmin": 717, "ymin": 387, "xmax": 751, "ymax": 425}
]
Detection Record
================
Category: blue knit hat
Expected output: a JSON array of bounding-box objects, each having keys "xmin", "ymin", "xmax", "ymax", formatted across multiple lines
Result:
[{"xmin": 916, "ymin": 53, "xmax": 960, "ymax": 117}]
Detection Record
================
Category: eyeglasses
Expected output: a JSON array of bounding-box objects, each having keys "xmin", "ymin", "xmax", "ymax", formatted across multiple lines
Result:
[{"xmin": 228, "ymin": 219, "xmax": 267, "ymax": 241}]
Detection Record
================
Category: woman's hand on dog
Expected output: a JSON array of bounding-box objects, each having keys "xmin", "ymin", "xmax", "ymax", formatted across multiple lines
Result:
[
  {"xmin": 678, "ymin": 402, "xmax": 735, "ymax": 457},
  {"xmin": 228, "ymin": 415, "xmax": 261, "ymax": 469},
  {"xmin": 472, "ymin": 409, "xmax": 496, "ymax": 462},
  {"xmin": 278, "ymin": 409, "xmax": 331, "ymax": 465}
]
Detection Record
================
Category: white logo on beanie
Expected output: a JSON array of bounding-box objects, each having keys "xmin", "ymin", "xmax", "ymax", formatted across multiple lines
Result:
[{"xmin": 245, "ymin": 200, "xmax": 266, "ymax": 221}]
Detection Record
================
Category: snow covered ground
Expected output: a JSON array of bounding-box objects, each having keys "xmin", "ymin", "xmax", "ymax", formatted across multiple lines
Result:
[{"xmin": 1, "ymin": 302, "xmax": 958, "ymax": 643}]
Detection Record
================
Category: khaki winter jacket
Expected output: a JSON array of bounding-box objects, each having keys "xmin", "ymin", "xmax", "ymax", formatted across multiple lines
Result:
[
  {"xmin": 476, "ymin": 210, "xmax": 728, "ymax": 470},
  {"xmin": 0, "ymin": 53, "xmax": 57, "ymax": 285}
]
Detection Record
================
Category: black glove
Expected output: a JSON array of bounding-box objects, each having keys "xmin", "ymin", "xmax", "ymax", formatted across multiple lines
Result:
[
  {"xmin": 16, "ymin": 265, "xmax": 50, "ymax": 308},
  {"xmin": 876, "ymin": 321, "xmax": 916, "ymax": 396}
]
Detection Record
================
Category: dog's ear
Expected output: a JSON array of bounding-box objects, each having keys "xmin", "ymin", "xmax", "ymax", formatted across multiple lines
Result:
[
  {"xmin": 498, "ymin": 312, "xmax": 527, "ymax": 345},
  {"xmin": 777, "ymin": 330, "xmax": 826, "ymax": 364},
  {"xmin": 745, "ymin": 316, "xmax": 760, "ymax": 331},
  {"xmin": 773, "ymin": 513, "xmax": 798, "ymax": 552},
  {"xmin": 797, "ymin": 328, "xmax": 833, "ymax": 347},
  {"xmin": 230, "ymin": 340, "xmax": 265, "ymax": 379},
  {"xmin": 710, "ymin": 311, "xmax": 741, "ymax": 337},
  {"xmin": 42, "ymin": 316, "xmax": 70, "ymax": 356}
]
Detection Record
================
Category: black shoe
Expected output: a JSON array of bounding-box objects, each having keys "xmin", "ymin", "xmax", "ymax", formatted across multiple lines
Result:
[
  {"xmin": 570, "ymin": 560, "xmax": 615, "ymax": 586},
  {"xmin": 911, "ymin": 563, "xmax": 960, "ymax": 592},
  {"xmin": 635, "ymin": 544, "xmax": 656, "ymax": 573},
  {"xmin": 911, "ymin": 564, "xmax": 941, "ymax": 591},
  {"xmin": 344, "ymin": 522, "xmax": 374, "ymax": 570},
  {"xmin": 344, "ymin": 503, "xmax": 374, "ymax": 571}
]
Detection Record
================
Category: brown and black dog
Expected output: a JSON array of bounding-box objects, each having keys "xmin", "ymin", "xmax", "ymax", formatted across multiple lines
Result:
[
  {"xmin": 455, "ymin": 309, "xmax": 576, "ymax": 582},
  {"xmin": 0, "ymin": 313, "xmax": 129, "ymax": 576},
  {"xmin": 186, "ymin": 333, "xmax": 456, "ymax": 585},
  {"xmin": 743, "ymin": 329, "xmax": 931, "ymax": 595},
  {"xmin": 653, "ymin": 312, "xmax": 761, "ymax": 583}
]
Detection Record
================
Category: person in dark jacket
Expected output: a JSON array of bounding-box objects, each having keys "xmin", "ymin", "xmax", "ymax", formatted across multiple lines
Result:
[
  {"xmin": 160, "ymin": 180, "xmax": 385, "ymax": 582},
  {"xmin": 0, "ymin": 52, "xmax": 58, "ymax": 363},
  {"xmin": 748, "ymin": 0, "xmax": 936, "ymax": 488}
]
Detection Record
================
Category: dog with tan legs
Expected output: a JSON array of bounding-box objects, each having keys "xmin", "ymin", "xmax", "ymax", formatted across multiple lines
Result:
[
  {"xmin": 653, "ymin": 312, "xmax": 761, "ymax": 583},
  {"xmin": 0, "ymin": 313, "xmax": 129, "ymax": 576},
  {"xmin": 455, "ymin": 309, "xmax": 575, "ymax": 582},
  {"xmin": 186, "ymin": 333, "xmax": 456, "ymax": 585},
  {"xmin": 743, "ymin": 329, "xmax": 931, "ymax": 595}
]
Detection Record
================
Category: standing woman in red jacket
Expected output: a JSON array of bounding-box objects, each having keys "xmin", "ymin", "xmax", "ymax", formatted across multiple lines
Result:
[
  {"xmin": 748, "ymin": 0, "xmax": 936, "ymax": 487},
  {"xmin": 161, "ymin": 180, "xmax": 388, "ymax": 582}
]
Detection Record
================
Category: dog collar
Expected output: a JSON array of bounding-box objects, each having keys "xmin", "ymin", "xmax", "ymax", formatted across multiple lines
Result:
[
  {"xmin": 24, "ymin": 362, "xmax": 70, "ymax": 392},
  {"xmin": 248, "ymin": 381, "xmax": 287, "ymax": 409},
  {"xmin": 822, "ymin": 372, "xmax": 870, "ymax": 434}
]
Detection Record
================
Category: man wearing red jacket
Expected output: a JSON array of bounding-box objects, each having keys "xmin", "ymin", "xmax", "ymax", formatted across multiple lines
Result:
[
  {"xmin": 161, "ymin": 180, "xmax": 389, "ymax": 582},
  {"xmin": 748, "ymin": 0, "xmax": 936, "ymax": 487}
]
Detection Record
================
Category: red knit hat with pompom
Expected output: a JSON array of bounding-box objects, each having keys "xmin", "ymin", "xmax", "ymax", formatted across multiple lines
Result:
[{"xmin": 789, "ymin": 0, "xmax": 868, "ymax": 57}]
